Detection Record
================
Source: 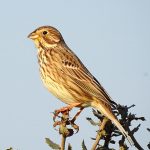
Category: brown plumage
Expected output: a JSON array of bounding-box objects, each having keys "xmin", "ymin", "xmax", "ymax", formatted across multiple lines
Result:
[{"xmin": 28, "ymin": 26, "xmax": 133, "ymax": 145}]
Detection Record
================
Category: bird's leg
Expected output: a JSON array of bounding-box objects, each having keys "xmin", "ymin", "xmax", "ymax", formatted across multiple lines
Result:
[
  {"xmin": 70, "ymin": 107, "xmax": 84, "ymax": 132},
  {"xmin": 71, "ymin": 107, "xmax": 84, "ymax": 123},
  {"xmin": 53, "ymin": 102, "xmax": 81, "ymax": 121},
  {"xmin": 53, "ymin": 104, "xmax": 83, "ymax": 133}
]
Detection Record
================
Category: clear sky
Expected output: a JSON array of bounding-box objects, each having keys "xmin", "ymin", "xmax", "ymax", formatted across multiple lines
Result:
[{"xmin": 0, "ymin": 0, "xmax": 150, "ymax": 150}]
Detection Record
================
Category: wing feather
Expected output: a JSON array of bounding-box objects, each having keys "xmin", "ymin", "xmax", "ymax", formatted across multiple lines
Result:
[{"xmin": 60, "ymin": 51, "xmax": 112, "ymax": 106}]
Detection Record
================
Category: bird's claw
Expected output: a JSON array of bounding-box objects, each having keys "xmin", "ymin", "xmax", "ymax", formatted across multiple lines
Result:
[
  {"xmin": 53, "ymin": 112, "xmax": 79, "ymax": 133},
  {"xmin": 53, "ymin": 107, "xmax": 72, "ymax": 121},
  {"xmin": 70, "ymin": 120, "xmax": 79, "ymax": 133}
]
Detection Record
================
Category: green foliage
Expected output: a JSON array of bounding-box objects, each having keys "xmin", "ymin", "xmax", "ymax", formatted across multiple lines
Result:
[
  {"xmin": 86, "ymin": 105, "xmax": 146, "ymax": 150},
  {"xmin": 6, "ymin": 148, "xmax": 13, "ymax": 150},
  {"xmin": 147, "ymin": 128, "xmax": 150, "ymax": 149},
  {"xmin": 82, "ymin": 140, "xmax": 87, "ymax": 150},
  {"xmin": 67, "ymin": 143, "xmax": 72, "ymax": 150},
  {"xmin": 4, "ymin": 104, "xmax": 150, "ymax": 150},
  {"xmin": 45, "ymin": 138, "xmax": 60, "ymax": 150},
  {"xmin": 148, "ymin": 143, "xmax": 150, "ymax": 149},
  {"xmin": 45, "ymin": 104, "xmax": 149, "ymax": 149},
  {"xmin": 86, "ymin": 117, "xmax": 99, "ymax": 126}
]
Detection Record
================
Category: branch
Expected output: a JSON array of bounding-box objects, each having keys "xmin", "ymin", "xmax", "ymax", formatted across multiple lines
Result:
[
  {"xmin": 46, "ymin": 103, "xmax": 146, "ymax": 149},
  {"xmin": 52, "ymin": 110, "xmax": 78, "ymax": 150},
  {"xmin": 58, "ymin": 111, "xmax": 69, "ymax": 150},
  {"xmin": 87, "ymin": 104, "xmax": 146, "ymax": 150},
  {"xmin": 61, "ymin": 134, "xmax": 66, "ymax": 150},
  {"xmin": 91, "ymin": 117, "xmax": 109, "ymax": 150}
]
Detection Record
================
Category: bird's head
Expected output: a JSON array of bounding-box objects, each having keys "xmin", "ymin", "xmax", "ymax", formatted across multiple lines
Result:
[{"xmin": 28, "ymin": 26, "xmax": 63, "ymax": 48}]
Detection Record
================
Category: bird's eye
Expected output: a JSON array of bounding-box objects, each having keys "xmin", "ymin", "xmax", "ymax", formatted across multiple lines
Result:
[{"xmin": 43, "ymin": 31, "xmax": 48, "ymax": 35}]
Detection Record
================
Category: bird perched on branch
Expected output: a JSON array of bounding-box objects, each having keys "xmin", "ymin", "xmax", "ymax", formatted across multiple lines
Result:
[{"xmin": 28, "ymin": 26, "xmax": 133, "ymax": 145}]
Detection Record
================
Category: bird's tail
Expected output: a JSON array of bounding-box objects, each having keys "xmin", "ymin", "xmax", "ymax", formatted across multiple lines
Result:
[
  {"xmin": 112, "ymin": 118, "xmax": 133, "ymax": 145},
  {"xmin": 91, "ymin": 101, "xmax": 134, "ymax": 146}
]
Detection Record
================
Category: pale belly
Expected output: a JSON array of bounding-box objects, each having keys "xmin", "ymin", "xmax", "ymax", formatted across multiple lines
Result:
[{"xmin": 41, "ymin": 74, "xmax": 77, "ymax": 105}]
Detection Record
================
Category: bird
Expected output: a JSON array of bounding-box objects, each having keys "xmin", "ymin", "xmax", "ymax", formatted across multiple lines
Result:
[{"xmin": 28, "ymin": 26, "xmax": 133, "ymax": 145}]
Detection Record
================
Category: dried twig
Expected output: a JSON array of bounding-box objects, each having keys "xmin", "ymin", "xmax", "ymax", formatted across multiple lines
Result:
[
  {"xmin": 91, "ymin": 117, "xmax": 109, "ymax": 150},
  {"xmin": 45, "ymin": 103, "xmax": 147, "ymax": 149},
  {"xmin": 61, "ymin": 134, "xmax": 66, "ymax": 150},
  {"xmin": 58, "ymin": 111, "xmax": 69, "ymax": 150}
]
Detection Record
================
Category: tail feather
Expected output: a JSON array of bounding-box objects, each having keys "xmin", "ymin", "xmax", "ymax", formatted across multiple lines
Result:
[
  {"xmin": 91, "ymin": 102, "xmax": 134, "ymax": 146},
  {"xmin": 113, "ymin": 119, "xmax": 134, "ymax": 145}
]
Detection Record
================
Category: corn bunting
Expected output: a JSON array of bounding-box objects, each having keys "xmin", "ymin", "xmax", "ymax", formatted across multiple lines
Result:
[{"xmin": 28, "ymin": 26, "xmax": 133, "ymax": 145}]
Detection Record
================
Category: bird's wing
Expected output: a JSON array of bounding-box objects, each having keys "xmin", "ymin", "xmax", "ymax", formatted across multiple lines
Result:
[{"xmin": 60, "ymin": 49, "xmax": 112, "ymax": 106}]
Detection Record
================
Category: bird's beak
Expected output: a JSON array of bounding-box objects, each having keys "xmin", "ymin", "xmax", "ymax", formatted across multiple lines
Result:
[{"xmin": 28, "ymin": 32, "xmax": 39, "ymax": 40}]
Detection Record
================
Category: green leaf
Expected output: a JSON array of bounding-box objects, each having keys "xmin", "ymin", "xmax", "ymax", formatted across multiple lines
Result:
[
  {"xmin": 45, "ymin": 138, "xmax": 61, "ymax": 150},
  {"xmin": 92, "ymin": 109, "xmax": 103, "ymax": 119},
  {"xmin": 82, "ymin": 140, "xmax": 87, "ymax": 150},
  {"xmin": 6, "ymin": 148, "xmax": 13, "ymax": 150},
  {"xmin": 91, "ymin": 137, "xmax": 96, "ymax": 140},
  {"xmin": 147, "ymin": 142, "xmax": 150, "ymax": 149},
  {"xmin": 147, "ymin": 128, "xmax": 150, "ymax": 132},
  {"xmin": 110, "ymin": 140, "xmax": 115, "ymax": 144},
  {"xmin": 86, "ymin": 117, "xmax": 99, "ymax": 126},
  {"xmin": 68, "ymin": 143, "xmax": 72, "ymax": 150}
]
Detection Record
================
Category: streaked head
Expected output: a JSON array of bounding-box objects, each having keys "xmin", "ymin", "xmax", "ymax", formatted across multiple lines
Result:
[{"xmin": 28, "ymin": 26, "xmax": 63, "ymax": 48}]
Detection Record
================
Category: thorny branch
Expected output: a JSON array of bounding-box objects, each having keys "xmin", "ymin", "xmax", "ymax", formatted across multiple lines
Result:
[
  {"xmin": 44, "ymin": 104, "xmax": 149, "ymax": 150},
  {"xmin": 87, "ymin": 104, "xmax": 146, "ymax": 150},
  {"xmin": 91, "ymin": 117, "xmax": 109, "ymax": 150},
  {"xmin": 5, "ymin": 106, "xmax": 149, "ymax": 150},
  {"xmin": 52, "ymin": 110, "xmax": 79, "ymax": 150}
]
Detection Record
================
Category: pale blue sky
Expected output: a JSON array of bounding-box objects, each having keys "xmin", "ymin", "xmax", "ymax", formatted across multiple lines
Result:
[{"xmin": 0, "ymin": 0, "xmax": 150, "ymax": 150}]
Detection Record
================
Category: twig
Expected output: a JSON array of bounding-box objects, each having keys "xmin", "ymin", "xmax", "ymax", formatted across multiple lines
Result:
[
  {"xmin": 119, "ymin": 146, "xmax": 126, "ymax": 150},
  {"xmin": 59, "ymin": 111, "xmax": 68, "ymax": 150},
  {"xmin": 61, "ymin": 134, "xmax": 66, "ymax": 150},
  {"xmin": 126, "ymin": 126, "xmax": 144, "ymax": 150},
  {"xmin": 54, "ymin": 110, "xmax": 76, "ymax": 150},
  {"xmin": 91, "ymin": 117, "xmax": 109, "ymax": 150}
]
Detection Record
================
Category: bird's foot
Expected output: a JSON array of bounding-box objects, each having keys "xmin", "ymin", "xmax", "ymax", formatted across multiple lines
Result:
[
  {"xmin": 53, "ymin": 105, "xmax": 83, "ymax": 133},
  {"xmin": 69, "ymin": 120, "xmax": 79, "ymax": 133},
  {"xmin": 53, "ymin": 112, "xmax": 79, "ymax": 133},
  {"xmin": 69, "ymin": 108, "xmax": 84, "ymax": 132},
  {"xmin": 53, "ymin": 103, "xmax": 81, "ymax": 121},
  {"xmin": 53, "ymin": 106, "xmax": 71, "ymax": 121}
]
